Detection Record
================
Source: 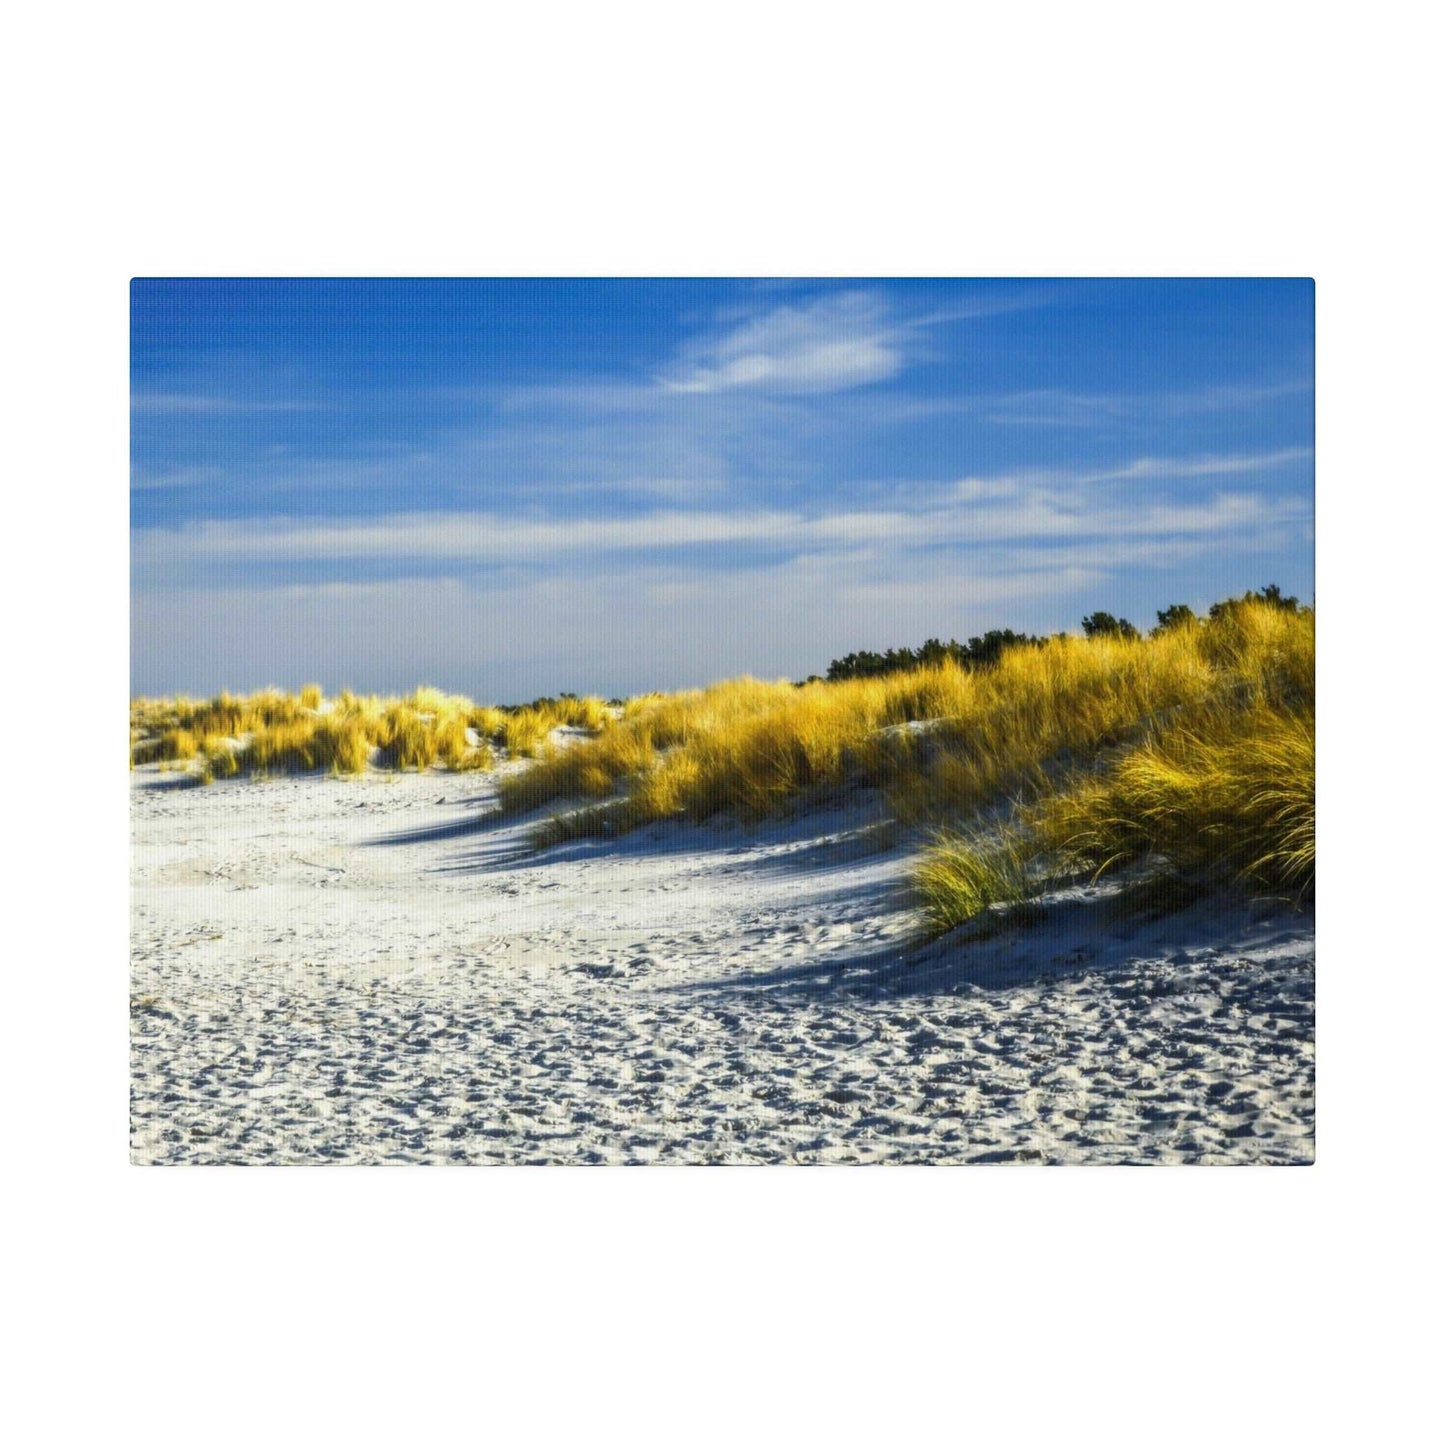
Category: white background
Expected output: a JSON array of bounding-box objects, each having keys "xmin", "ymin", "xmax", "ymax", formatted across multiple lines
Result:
[{"xmin": 4, "ymin": 2, "xmax": 1438, "ymax": 1440}]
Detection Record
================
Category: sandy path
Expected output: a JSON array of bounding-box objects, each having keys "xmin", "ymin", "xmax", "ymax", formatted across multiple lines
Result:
[{"xmin": 131, "ymin": 767, "xmax": 1314, "ymax": 1164}]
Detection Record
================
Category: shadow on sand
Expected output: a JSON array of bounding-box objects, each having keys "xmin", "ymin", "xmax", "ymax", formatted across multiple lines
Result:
[
  {"xmin": 359, "ymin": 790, "xmax": 1314, "ymax": 1003},
  {"xmin": 663, "ymin": 887, "xmax": 1311, "ymax": 1000},
  {"xmin": 366, "ymin": 794, "xmax": 905, "ymax": 881}
]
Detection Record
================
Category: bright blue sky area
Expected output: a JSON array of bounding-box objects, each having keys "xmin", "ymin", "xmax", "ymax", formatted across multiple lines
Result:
[{"xmin": 132, "ymin": 278, "xmax": 1313, "ymax": 699}]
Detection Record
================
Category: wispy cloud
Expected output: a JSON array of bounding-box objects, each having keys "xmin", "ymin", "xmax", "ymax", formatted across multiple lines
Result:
[
  {"xmin": 1091, "ymin": 447, "xmax": 1313, "ymax": 482},
  {"xmin": 132, "ymin": 450, "xmax": 1311, "ymax": 586},
  {"xmin": 979, "ymin": 379, "xmax": 1313, "ymax": 428},
  {"xmin": 132, "ymin": 565, "xmax": 1117, "ymax": 699},
  {"xmin": 130, "ymin": 279, "xmax": 1314, "ymax": 695},
  {"xmin": 129, "ymin": 507, "xmax": 1303, "ymax": 700},
  {"xmin": 650, "ymin": 285, "xmax": 1046, "ymax": 398},
  {"xmin": 659, "ymin": 290, "xmax": 907, "ymax": 395},
  {"xmin": 130, "ymin": 463, "xmax": 229, "ymax": 492}
]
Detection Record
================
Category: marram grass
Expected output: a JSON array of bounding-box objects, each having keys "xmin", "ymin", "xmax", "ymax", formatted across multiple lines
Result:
[
  {"xmin": 913, "ymin": 832, "xmax": 1036, "ymax": 934},
  {"xmin": 507, "ymin": 600, "xmax": 1311, "ymax": 838},
  {"xmin": 908, "ymin": 701, "xmax": 1313, "ymax": 937},
  {"xmin": 131, "ymin": 596, "xmax": 1313, "ymax": 937},
  {"xmin": 1031, "ymin": 702, "xmax": 1315, "ymax": 894},
  {"xmin": 498, "ymin": 599, "xmax": 1313, "ymax": 930},
  {"xmin": 129, "ymin": 687, "xmax": 607, "ymax": 779}
]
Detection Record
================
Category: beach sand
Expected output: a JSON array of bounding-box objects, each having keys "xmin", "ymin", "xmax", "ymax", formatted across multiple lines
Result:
[{"xmin": 131, "ymin": 765, "xmax": 1314, "ymax": 1164}]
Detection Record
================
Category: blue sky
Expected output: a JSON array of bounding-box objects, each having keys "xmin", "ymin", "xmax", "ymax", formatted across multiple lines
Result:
[{"xmin": 132, "ymin": 278, "xmax": 1313, "ymax": 699}]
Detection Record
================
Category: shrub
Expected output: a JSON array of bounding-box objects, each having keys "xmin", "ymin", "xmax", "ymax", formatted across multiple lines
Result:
[
  {"xmin": 1081, "ymin": 611, "xmax": 1140, "ymax": 640},
  {"xmin": 1209, "ymin": 583, "xmax": 1301, "ymax": 620},
  {"xmin": 1152, "ymin": 604, "xmax": 1198, "ymax": 634},
  {"xmin": 825, "ymin": 629, "xmax": 1043, "ymax": 681}
]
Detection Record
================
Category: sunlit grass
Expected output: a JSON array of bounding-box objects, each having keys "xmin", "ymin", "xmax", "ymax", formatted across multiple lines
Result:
[
  {"xmin": 1031, "ymin": 702, "xmax": 1315, "ymax": 894},
  {"xmin": 912, "ymin": 831, "xmax": 1037, "ymax": 934},
  {"xmin": 504, "ymin": 609, "xmax": 1295, "ymax": 832},
  {"xmin": 130, "ymin": 597, "xmax": 1313, "ymax": 934},
  {"xmin": 469, "ymin": 705, "xmax": 508, "ymax": 740},
  {"xmin": 499, "ymin": 709, "xmax": 555, "ymax": 759},
  {"xmin": 130, "ymin": 684, "xmax": 589, "ymax": 778},
  {"xmin": 500, "ymin": 601, "xmax": 1313, "ymax": 928},
  {"xmin": 904, "ymin": 606, "xmax": 1313, "ymax": 934}
]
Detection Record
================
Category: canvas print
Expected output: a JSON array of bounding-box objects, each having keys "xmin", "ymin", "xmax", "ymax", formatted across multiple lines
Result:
[{"xmin": 130, "ymin": 278, "xmax": 1315, "ymax": 1165}]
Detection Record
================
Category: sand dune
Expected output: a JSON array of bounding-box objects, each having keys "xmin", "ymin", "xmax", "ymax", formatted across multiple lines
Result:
[{"xmin": 131, "ymin": 766, "xmax": 1314, "ymax": 1164}]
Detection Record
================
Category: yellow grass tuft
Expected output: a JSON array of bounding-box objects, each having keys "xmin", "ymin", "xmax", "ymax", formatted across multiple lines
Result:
[
  {"xmin": 500, "ymin": 709, "xmax": 555, "ymax": 759},
  {"xmin": 913, "ymin": 832, "xmax": 1035, "ymax": 934},
  {"xmin": 1032, "ymin": 702, "xmax": 1315, "ymax": 894},
  {"xmin": 131, "ymin": 684, "xmax": 515, "ymax": 777},
  {"xmin": 468, "ymin": 705, "xmax": 508, "ymax": 740}
]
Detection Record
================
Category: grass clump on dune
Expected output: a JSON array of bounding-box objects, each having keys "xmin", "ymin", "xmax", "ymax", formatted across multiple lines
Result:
[
  {"xmin": 377, "ymin": 704, "xmax": 445, "ymax": 771},
  {"xmin": 906, "ymin": 597, "xmax": 1313, "ymax": 933},
  {"xmin": 489, "ymin": 694, "xmax": 612, "ymax": 759},
  {"xmin": 547, "ymin": 693, "xmax": 611, "ymax": 730},
  {"xmin": 469, "ymin": 704, "xmax": 508, "ymax": 740},
  {"xmin": 913, "ymin": 832, "xmax": 1037, "ymax": 934},
  {"xmin": 130, "ymin": 683, "xmax": 570, "ymax": 778},
  {"xmin": 909, "ymin": 700, "xmax": 1314, "ymax": 937},
  {"xmin": 499, "ymin": 709, "xmax": 555, "ymax": 760},
  {"xmin": 217, "ymin": 714, "xmax": 378, "ymax": 777},
  {"xmin": 153, "ymin": 727, "xmax": 201, "ymax": 763},
  {"xmin": 501, "ymin": 594, "xmax": 1313, "ymax": 929},
  {"xmin": 506, "ymin": 598, "xmax": 1309, "ymax": 836},
  {"xmin": 1032, "ymin": 703, "xmax": 1315, "ymax": 894}
]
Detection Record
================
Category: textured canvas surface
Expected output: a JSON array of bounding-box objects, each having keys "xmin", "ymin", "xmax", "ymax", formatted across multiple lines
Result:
[{"xmin": 130, "ymin": 278, "xmax": 1315, "ymax": 1164}]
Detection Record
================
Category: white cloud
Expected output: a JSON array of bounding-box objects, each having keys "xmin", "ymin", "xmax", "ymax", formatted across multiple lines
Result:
[
  {"xmin": 133, "ymin": 509, "xmax": 795, "ymax": 569},
  {"xmin": 130, "ymin": 463, "xmax": 229, "ymax": 491},
  {"xmin": 129, "ymin": 458, "xmax": 1311, "ymax": 699},
  {"xmin": 133, "ymin": 501, "xmax": 1313, "ymax": 700},
  {"xmin": 979, "ymin": 380, "xmax": 1313, "ymax": 428},
  {"xmin": 132, "ymin": 456, "xmax": 1311, "ymax": 591},
  {"xmin": 1089, "ymin": 447, "xmax": 1313, "ymax": 482},
  {"xmin": 659, "ymin": 290, "xmax": 907, "ymax": 395}
]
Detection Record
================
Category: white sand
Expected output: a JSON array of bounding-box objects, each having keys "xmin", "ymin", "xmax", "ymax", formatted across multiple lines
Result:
[{"xmin": 131, "ymin": 765, "xmax": 1314, "ymax": 1164}]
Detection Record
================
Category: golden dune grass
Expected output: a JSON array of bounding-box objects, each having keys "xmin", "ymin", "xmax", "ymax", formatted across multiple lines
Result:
[
  {"xmin": 1031, "ymin": 702, "xmax": 1315, "ymax": 892},
  {"xmin": 503, "ymin": 607, "xmax": 1307, "ymax": 831},
  {"xmin": 912, "ymin": 833, "xmax": 1035, "ymax": 934},
  {"xmin": 128, "ymin": 685, "xmax": 606, "ymax": 778},
  {"xmin": 495, "ymin": 601, "xmax": 1313, "ymax": 927},
  {"xmin": 131, "ymin": 598, "xmax": 1313, "ymax": 931},
  {"xmin": 912, "ymin": 697, "xmax": 1314, "ymax": 934},
  {"xmin": 906, "ymin": 605, "xmax": 1314, "ymax": 931}
]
